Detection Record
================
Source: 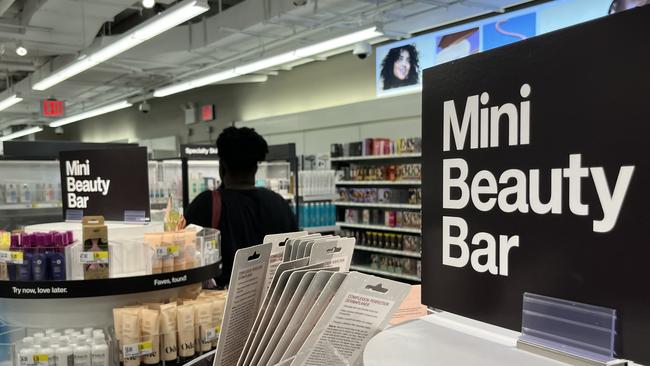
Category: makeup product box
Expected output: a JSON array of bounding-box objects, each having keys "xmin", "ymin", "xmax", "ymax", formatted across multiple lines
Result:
[{"xmin": 82, "ymin": 216, "xmax": 109, "ymax": 279}]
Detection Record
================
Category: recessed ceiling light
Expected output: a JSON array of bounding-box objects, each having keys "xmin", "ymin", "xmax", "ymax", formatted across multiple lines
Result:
[
  {"xmin": 142, "ymin": 0, "xmax": 155, "ymax": 9},
  {"xmin": 16, "ymin": 45, "xmax": 27, "ymax": 56}
]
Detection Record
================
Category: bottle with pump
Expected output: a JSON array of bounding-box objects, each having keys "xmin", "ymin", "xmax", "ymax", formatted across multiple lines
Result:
[
  {"xmin": 90, "ymin": 334, "xmax": 108, "ymax": 366},
  {"xmin": 18, "ymin": 337, "xmax": 35, "ymax": 366}
]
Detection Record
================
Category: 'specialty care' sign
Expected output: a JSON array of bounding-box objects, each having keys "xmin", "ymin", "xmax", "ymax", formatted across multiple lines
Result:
[
  {"xmin": 59, "ymin": 147, "xmax": 150, "ymax": 221},
  {"xmin": 422, "ymin": 7, "xmax": 650, "ymax": 363}
]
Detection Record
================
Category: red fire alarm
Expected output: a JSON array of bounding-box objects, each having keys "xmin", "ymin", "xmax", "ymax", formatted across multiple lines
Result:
[
  {"xmin": 201, "ymin": 104, "xmax": 215, "ymax": 121},
  {"xmin": 41, "ymin": 99, "xmax": 66, "ymax": 118}
]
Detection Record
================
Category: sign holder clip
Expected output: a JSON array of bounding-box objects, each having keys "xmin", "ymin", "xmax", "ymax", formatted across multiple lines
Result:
[{"xmin": 516, "ymin": 293, "xmax": 627, "ymax": 366}]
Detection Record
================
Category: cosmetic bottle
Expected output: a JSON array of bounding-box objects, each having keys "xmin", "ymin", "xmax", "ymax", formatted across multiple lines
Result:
[
  {"xmin": 17, "ymin": 234, "xmax": 33, "ymax": 281},
  {"xmin": 40, "ymin": 338, "xmax": 55, "ymax": 366},
  {"xmin": 19, "ymin": 337, "xmax": 35, "ymax": 366},
  {"xmin": 8, "ymin": 234, "xmax": 20, "ymax": 280},
  {"xmin": 49, "ymin": 233, "xmax": 66, "ymax": 281},
  {"xmin": 32, "ymin": 234, "xmax": 48, "ymax": 281},
  {"xmin": 72, "ymin": 336, "xmax": 90, "ymax": 366},
  {"xmin": 56, "ymin": 344, "xmax": 73, "ymax": 366},
  {"xmin": 90, "ymin": 334, "xmax": 108, "ymax": 366}
]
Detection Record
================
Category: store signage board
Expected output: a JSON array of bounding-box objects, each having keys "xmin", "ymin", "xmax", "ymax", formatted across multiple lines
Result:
[
  {"xmin": 421, "ymin": 7, "xmax": 650, "ymax": 364},
  {"xmin": 41, "ymin": 99, "xmax": 65, "ymax": 118},
  {"xmin": 59, "ymin": 147, "xmax": 150, "ymax": 221},
  {"xmin": 180, "ymin": 144, "xmax": 219, "ymax": 159},
  {"xmin": 201, "ymin": 104, "xmax": 215, "ymax": 121}
]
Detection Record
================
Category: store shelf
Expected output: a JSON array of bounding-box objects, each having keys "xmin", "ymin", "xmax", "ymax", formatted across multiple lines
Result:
[
  {"xmin": 354, "ymin": 245, "xmax": 421, "ymax": 258},
  {"xmin": 0, "ymin": 202, "xmax": 62, "ymax": 210},
  {"xmin": 335, "ymin": 180, "xmax": 421, "ymax": 186},
  {"xmin": 336, "ymin": 222, "xmax": 421, "ymax": 234},
  {"xmin": 0, "ymin": 261, "xmax": 221, "ymax": 299},
  {"xmin": 334, "ymin": 202, "xmax": 421, "ymax": 210},
  {"xmin": 300, "ymin": 194, "xmax": 337, "ymax": 202},
  {"xmin": 330, "ymin": 153, "xmax": 421, "ymax": 162},
  {"xmin": 350, "ymin": 265, "xmax": 421, "ymax": 282},
  {"xmin": 303, "ymin": 225, "xmax": 339, "ymax": 233}
]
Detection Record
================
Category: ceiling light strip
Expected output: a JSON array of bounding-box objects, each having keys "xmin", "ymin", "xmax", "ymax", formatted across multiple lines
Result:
[
  {"xmin": 153, "ymin": 27, "xmax": 383, "ymax": 97},
  {"xmin": 0, "ymin": 126, "xmax": 43, "ymax": 142},
  {"xmin": 49, "ymin": 100, "xmax": 133, "ymax": 128},
  {"xmin": 32, "ymin": 0, "xmax": 209, "ymax": 91},
  {"xmin": 0, "ymin": 94, "xmax": 23, "ymax": 112}
]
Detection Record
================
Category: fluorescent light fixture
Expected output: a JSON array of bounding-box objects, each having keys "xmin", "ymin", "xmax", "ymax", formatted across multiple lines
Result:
[
  {"xmin": 0, "ymin": 94, "xmax": 23, "ymax": 111},
  {"xmin": 49, "ymin": 100, "xmax": 132, "ymax": 128},
  {"xmin": 153, "ymin": 26, "xmax": 383, "ymax": 97},
  {"xmin": 33, "ymin": 0, "xmax": 209, "ymax": 91},
  {"xmin": 0, "ymin": 126, "xmax": 43, "ymax": 142}
]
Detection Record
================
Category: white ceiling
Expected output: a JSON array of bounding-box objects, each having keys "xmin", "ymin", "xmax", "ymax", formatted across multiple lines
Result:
[{"xmin": 0, "ymin": 0, "xmax": 532, "ymax": 132}]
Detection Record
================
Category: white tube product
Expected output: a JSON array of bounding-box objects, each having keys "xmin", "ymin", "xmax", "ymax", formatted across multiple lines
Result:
[
  {"xmin": 91, "ymin": 334, "xmax": 108, "ymax": 366},
  {"xmin": 72, "ymin": 337, "xmax": 91, "ymax": 366},
  {"xmin": 18, "ymin": 337, "xmax": 34, "ymax": 366},
  {"xmin": 40, "ymin": 339, "xmax": 55, "ymax": 366}
]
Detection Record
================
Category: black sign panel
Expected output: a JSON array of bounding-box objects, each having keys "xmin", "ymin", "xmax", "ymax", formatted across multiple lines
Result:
[
  {"xmin": 180, "ymin": 144, "xmax": 219, "ymax": 159},
  {"xmin": 422, "ymin": 8, "xmax": 650, "ymax": 363},
  {"xmin": 59, "ymin": 147, "xmax": 150, "ymax": 221}
]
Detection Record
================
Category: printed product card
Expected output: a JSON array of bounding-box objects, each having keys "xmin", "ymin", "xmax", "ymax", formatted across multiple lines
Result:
[
  {"xmin": 262, "ymin": 231, "xmax": 309, "ymax": 294},
  {"xmin": 82, "ymin": 216, "xmax": 109, "ymax": 279},
  {"xmin": 214, "ymin": 242, "xmax": 272, "ymax": 366},
  {"xmin": 281, "ymin": 272, "xmax": 348, "ymax": 362},
  {"xmin": 308, "ymin": 237, "xmax": 355, "ymax": 271},
  {"xmin": 237, "ymin": 258, "xmax": 311, "ymax": 366},
  {"xmin": 291, "ymin": 272, "xmax": 410, "ymax": 366},
  {"xmin": 268, "ymin": 271, "xmax": 336, "ymax": 366}
]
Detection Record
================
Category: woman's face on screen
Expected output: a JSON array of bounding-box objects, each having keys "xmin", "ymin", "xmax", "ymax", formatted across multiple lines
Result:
[{"xmin": 393, "ymin": 49, "xmax": 411, "ymax": 80}]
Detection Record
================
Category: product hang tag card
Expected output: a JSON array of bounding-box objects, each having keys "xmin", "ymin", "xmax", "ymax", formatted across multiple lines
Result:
[
  {"xmin": 291, "ymin": 272, "xmax": 411, "ymax": 366},
  {"xmin": 237, "ymin": 257, "xmax": 310, "ymax": 366},
  {"xmin": 269, "ymin": 270, "xmax": 338, "ymax": 366},
  {"xmin": 308, "ymin": 237, "xmax": 355, "ymax": 271},
  {"xmin": 282, "ymin": 272, "xmax": 349, "ymax": 363},
  {"xmin": 214, "ymin": 242, "xmax": 272, "ymax": 366},
  {"xmin": 262, "ymin": 231, "xmax": 309, "ymax": 294},
  {"xmin": 259, "ymin": 271, "xmax": 318, "ymax": 366},
  {"xmin": 240, "ymin": 264, "xmax": 338, "ymax": 366}
]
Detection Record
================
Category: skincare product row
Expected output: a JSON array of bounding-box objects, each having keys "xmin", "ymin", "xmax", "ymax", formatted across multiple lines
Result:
[
  {"xmin": 336, "ymin": 187, "xmax": 421, "ymax": 204},
  {"xmin": 0, "ymin": 230, "xmax": 74, "ymax": 281},
  {"xmin": 113, "ymin": 290, "xmax": 227, "ymax": 366},
  {"xmin": 297, "ymin": 202, "xmax": 336, "ymax": 228},
  {"xmin": 16, "ymin": 327, "xmax": 109, "ymax": 366},
  {"xmin": 0, "ymin": 181, "xmax": 62, "ymax": 205},
  {"xmin": 369, "ymin": 253, "xmax": 422, "ymax": 277},
  {"xmin": 339, "ymin": 228, "xmax": 422, "ymax": 253},
  {"xmin": 344, "ymin": 208, "xmax": 422, "ymax": 229},
  {"xmin": 341, "ymin": 163, "xmax": 422, "ymax": 182},
  {"xmin": 330, "ymin": 136, "xmax": 422, "ymax": 157},
  {"xmin": 298, "ymin": 170, "xmax": 336, "ymax": 197}
]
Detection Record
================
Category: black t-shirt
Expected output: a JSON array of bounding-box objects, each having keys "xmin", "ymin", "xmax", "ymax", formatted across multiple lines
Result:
[{"xmin": 185, "ymin": 187, "xmax": 298, "ymax": 287}]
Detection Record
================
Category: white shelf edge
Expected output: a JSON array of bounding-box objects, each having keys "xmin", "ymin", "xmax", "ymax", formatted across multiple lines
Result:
[
  {"xmin": 350, "ymin": 265, "xmax": 421, "ymax": 282},
  {"xmin": 334, "ymin": 202, "xmax": 421, "ymax": 209},
  {"xmin": 355, "ymin": 245, "xmax": 421, "ymax": 258},
  {"xmin": 336, "ymin": 222, "xmax": 421, "ymax": 234},
  {"xmin": 331, "ymin": 153, "xmax": 421, "ymax": 162},
  {"xmin": 302, "ymin": 225, "xmax": 339, "ymax": 233},
  {"xmin": 335, "ymin": 180, "xmax": 421, "ymax": 186}
]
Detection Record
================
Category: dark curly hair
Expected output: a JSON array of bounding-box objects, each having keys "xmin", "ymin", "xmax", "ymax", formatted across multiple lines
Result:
[
  {"xmin": 380, "ymin": 44, "xmax": 420, "ymax": 90},
  {"xmin": 216, "ymin": 126, "xmax": 268, "ymax": 174}
]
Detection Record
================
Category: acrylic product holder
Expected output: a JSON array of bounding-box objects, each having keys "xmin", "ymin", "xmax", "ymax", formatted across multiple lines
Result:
[{"xmin": 517, "ymin": 292, "xmax": 625, "ymax": 366}]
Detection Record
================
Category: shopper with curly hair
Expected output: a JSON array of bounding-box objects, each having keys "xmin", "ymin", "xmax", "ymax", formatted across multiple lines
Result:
[
  {"xmin": 380, "ymin": 44, "xmax": 420, "ymax": 90},
  {"xmin": 185, "ymin": 126, "xmax": 297, "ymax": 287}
]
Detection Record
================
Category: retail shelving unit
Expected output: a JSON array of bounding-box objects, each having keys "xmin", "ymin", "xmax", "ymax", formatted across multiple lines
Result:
[{"xmin": 332, "ymin": 152, "xmax": 422, "ymax": 283}]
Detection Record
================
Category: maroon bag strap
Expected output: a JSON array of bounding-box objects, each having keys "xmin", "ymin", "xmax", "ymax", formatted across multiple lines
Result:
[{"xmin": 211, "ymin": 190, "xmax": 222, "ymax": 229}]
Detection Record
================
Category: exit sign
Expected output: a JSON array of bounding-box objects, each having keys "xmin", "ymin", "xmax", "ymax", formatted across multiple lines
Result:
[
  {"xmin": 201, "ymin": 104, "xmax": 215, "ymax": 121},
  {"xmin": 41, "ymin": 99, "xmax": 65, "ymax": 118}
]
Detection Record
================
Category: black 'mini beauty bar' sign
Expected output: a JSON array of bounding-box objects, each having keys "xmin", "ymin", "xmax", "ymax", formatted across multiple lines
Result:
[
  {"xmin": 59, "ymin": 147, "xmax": 150, "ymax": 221},
  {"xmin": 422, "ymin": 7, "xmax": 650, "ymax": 364}
]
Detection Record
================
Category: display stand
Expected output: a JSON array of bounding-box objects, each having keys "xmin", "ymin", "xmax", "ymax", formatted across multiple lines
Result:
[{"xmin": 364, "ymin": 312, "xmax": 572, "ymax": 366}]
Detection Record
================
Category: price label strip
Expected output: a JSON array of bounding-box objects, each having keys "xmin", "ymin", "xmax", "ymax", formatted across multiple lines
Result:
[
  {"xmin": 0, "ymin": 251, "xmax": 24, "ymax": 264},
  {"xmin": 205, "ymin": 325, "xmax": 221, "ymax": 341},
  {"xmin": 80, "ymin": 251, "xmax": 109, "ymax": 264},
  {"xmin": 155, "ymin": 245, "xmax": 180, "ymax": 258},
  {"xmin": 33, "ymin": 354, "xmax": 48, "ymax": 366},
  {"xmin": 123, "ymin": 341, "xmax": 153, "ymax": 358}
]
